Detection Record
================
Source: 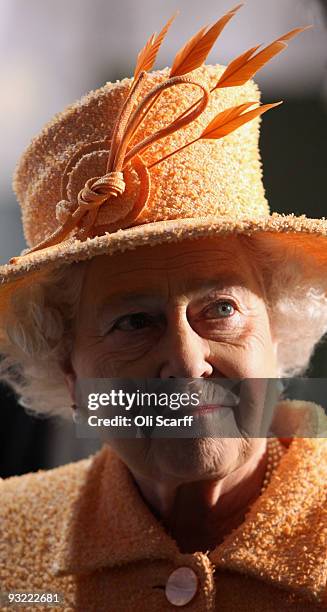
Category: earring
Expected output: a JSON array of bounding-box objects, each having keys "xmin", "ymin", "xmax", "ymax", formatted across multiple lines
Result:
[{"xmin": 71, "ymin": 403, "xmax": 81, "ymax": 424}]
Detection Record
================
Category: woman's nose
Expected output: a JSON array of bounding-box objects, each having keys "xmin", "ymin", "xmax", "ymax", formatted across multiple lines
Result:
[{"xmin": 158, "ymin": 316, "xmax": 213, "ymax": 379}]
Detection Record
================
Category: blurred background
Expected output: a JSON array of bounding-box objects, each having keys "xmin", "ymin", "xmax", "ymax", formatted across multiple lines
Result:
[{"xmin": 0, "ymin": 0, "xmax": 326, "ymax": 476}]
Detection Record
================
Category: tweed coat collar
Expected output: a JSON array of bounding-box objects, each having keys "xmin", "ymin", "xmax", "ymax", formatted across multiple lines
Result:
[{"xmin": 52, "ymin": 434, "xmax": 327, "ymax": 605}]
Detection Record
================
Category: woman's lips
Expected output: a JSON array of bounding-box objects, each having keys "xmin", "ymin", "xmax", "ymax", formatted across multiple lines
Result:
[{"xmin": 192, "ymin": 403, "xmax": 236, "ymax": 415}]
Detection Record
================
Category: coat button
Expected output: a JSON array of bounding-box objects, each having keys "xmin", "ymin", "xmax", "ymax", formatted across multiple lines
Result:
[{"xmin": 165, "ymin": 566, "xmax": 198, "ymax": 606}]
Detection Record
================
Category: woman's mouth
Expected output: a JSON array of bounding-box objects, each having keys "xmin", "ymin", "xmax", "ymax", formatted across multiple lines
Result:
[{"xmin": 192, "ymin": 403, "xmax": 237, "ymax": 416}]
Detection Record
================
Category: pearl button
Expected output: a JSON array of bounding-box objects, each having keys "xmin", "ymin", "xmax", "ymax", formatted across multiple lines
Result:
[{"xmin": 165, "ymin": 566, "xmax": 198, "ymax": 606}]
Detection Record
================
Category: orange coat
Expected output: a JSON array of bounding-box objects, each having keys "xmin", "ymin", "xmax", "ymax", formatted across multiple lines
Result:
[{"xmin": 1, "ymin": 405, "xmax": 327, "ymax": 611}]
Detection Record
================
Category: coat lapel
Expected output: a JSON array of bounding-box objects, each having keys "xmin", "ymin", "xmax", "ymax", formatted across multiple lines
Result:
[
  {"xmin": 52, "ymin": 444, "xmax": 178, "ymax": 576},
  {"xmin": 52, "ymin": 434, "xmax": 327, "ymax": 604},
  {"xmin": 211, "ymin": 437, "xmax": 327, "ymax": 603}
]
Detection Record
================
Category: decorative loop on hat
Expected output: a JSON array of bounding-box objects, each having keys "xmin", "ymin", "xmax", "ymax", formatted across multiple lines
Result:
[
  {"xmin": 77, "ymin": 171, "xmax": 126, "ymax": 210},
  {"xmin": 80, "ymin": 155, "xmax": 151, "ymax": 238},
  {"xmin": 10, "ymin": 6, "xmax": 308, "ymax": 263},
  {"xmin": 55, "ymin": 199, "xmax": 74, "ymax": 224},
  {"xmin": 55, "ymin": 171, "xmax": 126, "ymax": 229}
]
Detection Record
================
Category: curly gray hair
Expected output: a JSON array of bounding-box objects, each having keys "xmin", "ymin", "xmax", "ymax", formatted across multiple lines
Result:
[{"xmin": 1, "ymin": 234, "xmax": 327, "ymax": 418}]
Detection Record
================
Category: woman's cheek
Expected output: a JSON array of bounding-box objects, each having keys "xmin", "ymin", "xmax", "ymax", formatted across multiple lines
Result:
[
  {"xmin": 236, "ymin": 330, "xmax": 277, "ymax": 378},
  {"xmin": 208, "ymin": 327, "xmax": 273, "ymax": 379},
  {"xmin": 86, "ymin": 338, "xmax": 157, "ymax": 377},
  {"xmin": 207, "ymin": 340, "xmax": 244, "ymax": 378}
]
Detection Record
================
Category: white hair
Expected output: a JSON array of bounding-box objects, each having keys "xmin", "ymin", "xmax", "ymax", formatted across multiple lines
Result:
[{"xmin": 1, "ymin": 234, "xmax": 327, "ymax": 419}]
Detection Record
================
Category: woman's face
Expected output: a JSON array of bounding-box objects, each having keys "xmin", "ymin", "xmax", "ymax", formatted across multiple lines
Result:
[{"xmin": 67, "ymin": 236, "xmax": 278, "ymax": 484}]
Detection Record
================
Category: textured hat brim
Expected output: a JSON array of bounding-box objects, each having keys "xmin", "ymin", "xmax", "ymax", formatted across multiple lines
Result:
[{"xmin": 1, "ymin": 213, "xmax": 327, "ymax": 312}]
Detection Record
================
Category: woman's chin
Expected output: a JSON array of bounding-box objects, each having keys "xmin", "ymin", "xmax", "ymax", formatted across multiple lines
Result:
[{"xmin": 143, "ymin": 437, "xmax": 247, "ymax": 483}]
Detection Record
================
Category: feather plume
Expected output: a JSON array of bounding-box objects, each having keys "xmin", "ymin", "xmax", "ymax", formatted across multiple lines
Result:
[
  {"xmin": 133, "ymin": 13, "xmax": 177, "ymax": 82},
  {"xmin": 279, "ymin": 25, "xmax": 312, "ymax": 42},
  {"xmin": 148, "ymin": 101, "xmax": 282, "ymax": 170},
  {"xmin": 215, "ymin": 26, "xmax": 310, "ymax": 88},
  {"xmin": 170, "ymin": 24, "xmax": 208, "ymax": 76},
  {"xmin": 201, "ymin": 102, "xmax": 256, "ymax": 137},
  {"xmin": 201, "ymin": 101, "xmax": 282, "ymax": 140},
  {"xmin": 215, "ymin": 45, "xmax": 261, "ymax": 85},
  {"xmin": 170, "ymin": 4, "xmax": 243, "ymax": 77}
]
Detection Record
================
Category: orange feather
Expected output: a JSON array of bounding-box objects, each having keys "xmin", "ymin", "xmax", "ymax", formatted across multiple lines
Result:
[
  {"xmin": 170, "ymin": 24, "xmax": 208, "ymax": 76},
  {"xmin": 134, "ymin": 13, "xmax": 177, "ymax": 82},
  {"xmin": 170, "ymin": 4, "xmax": 243, "ymax": 77},
  {"xmin": 201, "ymin": 101, "xmax": 283, "ymax": 140},
  {"xmin": 216, "ymin": 26, "xmax": 310, "ymax": 88},
  {"xmin": 214, "ymin": 45, "xmax": 261, "ymax": 87}
]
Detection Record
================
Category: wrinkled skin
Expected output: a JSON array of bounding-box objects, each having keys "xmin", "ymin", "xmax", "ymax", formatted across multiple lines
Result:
[{"xmin": 64, "ymin": 236, "xmax": 279, "ymax": 552}]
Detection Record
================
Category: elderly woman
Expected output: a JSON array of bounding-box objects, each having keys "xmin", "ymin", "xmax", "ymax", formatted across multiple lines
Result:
[{"xmin": 0, "ymin": 9, "xmax": 327, "ymax": 611}]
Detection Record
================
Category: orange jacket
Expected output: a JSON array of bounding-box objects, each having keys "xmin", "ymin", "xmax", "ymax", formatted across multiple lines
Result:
[{"xmin": 0, "ymin": 407, "xmax": 327, "ymax": 611}]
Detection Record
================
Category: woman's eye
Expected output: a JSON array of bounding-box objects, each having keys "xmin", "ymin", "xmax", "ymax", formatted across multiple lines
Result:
[
  {"xmin": 113, "ymin": 312, "xmax": 153, "ymax": 332},
  {"xmin": 207, "ymin": 300, "xmax": 236, "ymax": 319}
]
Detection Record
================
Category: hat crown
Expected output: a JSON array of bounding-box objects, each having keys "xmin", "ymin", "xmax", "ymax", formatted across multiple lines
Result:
[{"xmin": 14, "ymin": 64, "xmax": 269, "ymax": 249}]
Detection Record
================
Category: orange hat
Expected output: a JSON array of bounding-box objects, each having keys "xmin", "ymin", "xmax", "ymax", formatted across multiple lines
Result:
[{"xmin": 0, "ymin": 6, "xmax": 323, "ymax": 312}]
